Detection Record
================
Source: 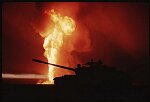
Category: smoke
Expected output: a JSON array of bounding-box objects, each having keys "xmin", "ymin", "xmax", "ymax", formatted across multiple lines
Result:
[
  {"xmin": 76, "ymin": 3, "xmax": 148, "ymax": 65},
  {"xmin": 77, "ymin": 3, "xmax": 149, "ymax": 83},
  {"xmin": 2, "ymin": 2, "xmax": 49, "ymax": 74},
  {"xmin": 2, "ymin": 73, "xmax": 48, "ymax": 79}
]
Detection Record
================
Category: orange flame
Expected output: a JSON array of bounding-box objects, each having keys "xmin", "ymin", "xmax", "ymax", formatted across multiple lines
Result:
[{"xmin": 38, "ymin": 9, "xmax": 75, "ymax": 84}]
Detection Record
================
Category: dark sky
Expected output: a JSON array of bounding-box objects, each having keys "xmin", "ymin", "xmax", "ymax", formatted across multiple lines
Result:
[{"xmin": 2, "ymin": 2, "xmax": 149, "ymax": 83}]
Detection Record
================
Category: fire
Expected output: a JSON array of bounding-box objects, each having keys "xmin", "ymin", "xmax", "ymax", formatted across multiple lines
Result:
[{"xmin": 38, "ymin": 9, "xmax": 75, "ymax": 84}]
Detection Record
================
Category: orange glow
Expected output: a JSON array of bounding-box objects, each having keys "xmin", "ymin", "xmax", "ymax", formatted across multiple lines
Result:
[{"xmin": 38, "ymin": 9, "xmax": 75, "ymax": 84}]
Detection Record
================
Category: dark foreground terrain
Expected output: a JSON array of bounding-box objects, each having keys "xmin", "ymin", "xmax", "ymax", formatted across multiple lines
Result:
[{"xmin": 2, "ymin": 83, "xmax": 149, "ymax": 102}]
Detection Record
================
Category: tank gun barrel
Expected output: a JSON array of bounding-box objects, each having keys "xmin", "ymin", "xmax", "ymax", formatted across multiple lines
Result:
[{"xmin": 32, "ymin": 59, "xmax": 75, "ymax": 71}]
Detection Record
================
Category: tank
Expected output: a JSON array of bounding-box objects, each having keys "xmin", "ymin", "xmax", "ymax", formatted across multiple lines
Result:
[
  {"xmin": 32, "ymin": 58, "xmax": 132, "ymax": 98},
  {"xmin": 33, "ymin": 58, "xmax": 131, "ymax": 86}
]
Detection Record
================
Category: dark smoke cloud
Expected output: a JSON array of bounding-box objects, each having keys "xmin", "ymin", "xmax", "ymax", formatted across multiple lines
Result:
[
  {"xmin": 2, "ymin": 2, "xmax": 48, "ymax": 74},
  {"xmin": 77, "ymin": 3, "xmax": 149, "ymax": 83},
  {"xmin": 2, "ymin": 2, "xmax": 149, "ymax": 83}
]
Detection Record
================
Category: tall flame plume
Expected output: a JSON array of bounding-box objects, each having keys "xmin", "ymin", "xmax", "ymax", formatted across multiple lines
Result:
[{"xmin": 38, "ymin": 9, "xmax": 75, "ymax": 84}]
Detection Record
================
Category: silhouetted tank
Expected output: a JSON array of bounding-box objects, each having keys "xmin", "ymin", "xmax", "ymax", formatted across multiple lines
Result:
[
  {"xmin": 33, "ymin": 58, "xmax": 132, "ymax": 98},
  {"xmin": 32, "ymin": 59, "xmax": 131, "ymax": 89}
]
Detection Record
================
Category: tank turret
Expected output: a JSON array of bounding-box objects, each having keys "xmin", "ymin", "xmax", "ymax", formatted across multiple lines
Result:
[
  {"xmin": 32, "ymin": 59, "xmax": 86, "ymax": 75},
  {"xmin": 32, "ymin": 59, "xmax": 75, "ymax": 71}
]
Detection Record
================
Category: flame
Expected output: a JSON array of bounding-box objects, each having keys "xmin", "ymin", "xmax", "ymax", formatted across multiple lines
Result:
[{"xmin": 38, "ymin": 9, "xmax": 75, "ymax": 84}]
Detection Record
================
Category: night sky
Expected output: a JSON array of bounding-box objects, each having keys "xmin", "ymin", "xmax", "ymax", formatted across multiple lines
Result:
[{"xmin": 2, "ymin": 2, "xmax": 149, "ymax": 84}]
